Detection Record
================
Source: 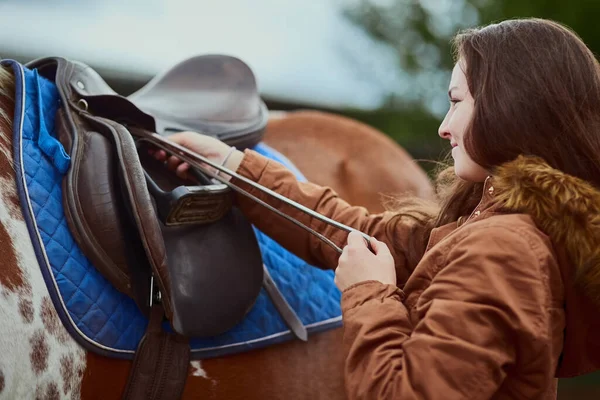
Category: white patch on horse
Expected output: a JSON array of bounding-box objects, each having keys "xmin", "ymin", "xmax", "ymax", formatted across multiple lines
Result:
[
  {"xmin": 0, "ymin": 174, "xmax": 86, "ymax": 399},
  {"xmin": 268, "ymin": 110, "xmax": 289, "ymax": 120},
  {"xmin": 190, "ymin": 361, "xmax": 209, "ymax": 379}
]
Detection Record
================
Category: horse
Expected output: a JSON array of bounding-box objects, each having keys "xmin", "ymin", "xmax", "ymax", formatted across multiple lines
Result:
[
  {"xmin": 263, "ymin": 110, "xmax": 435, "ymax": 213},
  {"xmin": 0, "ymin": 64, "xmax": 434, "ymax": 400}
]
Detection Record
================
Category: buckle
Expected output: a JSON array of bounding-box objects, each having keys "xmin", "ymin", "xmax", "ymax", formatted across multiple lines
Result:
[{"xmin": 149, "ymin": 275, "xmax": 162, "ymax": 306}]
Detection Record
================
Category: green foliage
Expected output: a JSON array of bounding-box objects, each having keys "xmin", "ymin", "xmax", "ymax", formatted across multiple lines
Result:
[{"xmin": 477, "ymin": 0, "xmax": 600, "ymax": 60}]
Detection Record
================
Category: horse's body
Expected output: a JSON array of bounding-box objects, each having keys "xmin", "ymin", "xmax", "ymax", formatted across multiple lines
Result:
[
  {"xmin": 264, "ymin": 110, "xmax": 435, "ymax": 213},
  {"xmin": 0, "ymin": 69, "xmax": 433, "ymax": 400}
]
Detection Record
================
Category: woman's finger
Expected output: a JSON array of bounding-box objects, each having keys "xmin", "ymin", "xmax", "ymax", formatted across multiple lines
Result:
[
  {"xmin": 338, "ymin": 247, "xmax": 349, "ymax": 265},
  {"xmin": 152, "ymin": 149, "xmax": 167, "ymax": 162},
  {"xmin": 369, "ymin": 237, "xmax": 380, "ymax": 253},
  {"xmin": 372, "ymin": 237, "xmax": 391, "ymax": 257},
  {"xmin": 176, "ymin": 163, "xmax": 190, "ymax": 180},
  {"xmin": 167, "ymin": 155, "xmax": 182, "ymax": 171},
  {"xmin": 347, "ymin": 231, "xmax": 366, "ymax": 247}
]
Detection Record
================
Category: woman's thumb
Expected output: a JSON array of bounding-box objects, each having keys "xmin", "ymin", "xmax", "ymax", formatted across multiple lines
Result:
[
  {"xmin": 370, "ymin": 237, "xmax": 390, "ymax": 257},
  {"xmin": 369, "ymin": 237, "xmax": 380, "ymax": 253},
  {"xmin": 166, "ymin": 131, "xmax": 193, "ymax": 147}
]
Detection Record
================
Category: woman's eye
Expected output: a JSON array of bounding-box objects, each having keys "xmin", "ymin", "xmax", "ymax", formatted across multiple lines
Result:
[{"xmin": 450, "ymin": 98, "xmax": 461, "ymax": 105}]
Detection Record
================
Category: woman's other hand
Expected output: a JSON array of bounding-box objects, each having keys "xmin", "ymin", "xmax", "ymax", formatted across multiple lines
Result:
[
  {"xmin": 151, "ymin": 131, "xmax": 244, "ymax": 181},
  {"xmin": 335, "ymin": 231, "xmax": 396, "ymax": 292}
]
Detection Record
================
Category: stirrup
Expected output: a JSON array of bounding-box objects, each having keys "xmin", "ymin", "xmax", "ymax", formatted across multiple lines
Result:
[{"xmin": 144, "ymin": 171, "xmax": 232, "ymax": 225}]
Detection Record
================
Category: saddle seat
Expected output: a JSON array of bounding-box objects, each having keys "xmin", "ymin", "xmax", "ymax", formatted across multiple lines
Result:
[
  {"xmin": 128, "ymin": 54, "xmax": 268, "ymax": 147},
  {"xmin": 55, "ymin": 54, "xmax": 268, "ymax": 148}
]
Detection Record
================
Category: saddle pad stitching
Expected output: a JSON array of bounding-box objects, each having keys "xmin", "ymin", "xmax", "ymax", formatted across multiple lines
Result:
[
  {"xmin": 30, "ymin": 211, "xmax": 93, "ymax": 309},
  {"xmin": 22, "ymin": 92, "xmax": 104, "ymax": 320},
  {"xmin": 7, "ymin": 60, "xmax": 128, "ymax": 355},
  {"xmin": 9, "ymin": 63, "xmax": 95, "ymax": 347}
]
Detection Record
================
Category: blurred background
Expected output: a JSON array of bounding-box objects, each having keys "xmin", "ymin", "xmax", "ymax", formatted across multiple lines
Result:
[
  {"xmin": 1, "ymin": 0, "xmax": 599, "ymax": 397},
  {"xmin": 2, "ymin": 0, "xmax": 599, "ymax": 173}
]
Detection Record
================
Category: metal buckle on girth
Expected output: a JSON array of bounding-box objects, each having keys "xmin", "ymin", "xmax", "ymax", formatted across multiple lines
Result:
[{"xmin": 149, "ymin": 275, "xmax": 162, "ymax": 307}]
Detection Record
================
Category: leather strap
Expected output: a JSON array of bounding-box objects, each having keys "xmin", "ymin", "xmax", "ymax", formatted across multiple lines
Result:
[
  {"xmin": 262, "ymin": 265, "xmax": 308, "ymax": 341},
  {"xmin": 122, "ymin": 305, "xmax": 190, "ymax": 400}
]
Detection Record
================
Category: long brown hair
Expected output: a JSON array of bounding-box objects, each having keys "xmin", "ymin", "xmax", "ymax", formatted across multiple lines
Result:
[{"xmin": 397, "ymin": 18, "xmax": 600, "ymax": 252}]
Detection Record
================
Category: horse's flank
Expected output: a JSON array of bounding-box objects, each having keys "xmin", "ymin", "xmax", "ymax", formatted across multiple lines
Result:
[{"xmin": 0, "ymin": 67, "xmax": 23, "ymax": 293}]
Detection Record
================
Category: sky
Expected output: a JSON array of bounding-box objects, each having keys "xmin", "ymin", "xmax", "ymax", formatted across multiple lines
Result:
[{"xmin": 0, "ymin": 0, "xmax": 405, "ymax": 110}]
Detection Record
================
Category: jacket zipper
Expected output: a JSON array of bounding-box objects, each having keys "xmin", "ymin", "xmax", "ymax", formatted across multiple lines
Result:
[{"xmin": 464, "ymin": 176, "xmax": 492, "ymax": 223}]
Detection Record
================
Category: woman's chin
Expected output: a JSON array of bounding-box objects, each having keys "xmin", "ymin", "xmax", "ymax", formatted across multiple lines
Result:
[
  {"xmin": 454, "ymin": 165, "xmax": 489, "ymax": 182},
  {"xmin": 453, "ymin": 166, "xmax": 468, "ymax": 180}
]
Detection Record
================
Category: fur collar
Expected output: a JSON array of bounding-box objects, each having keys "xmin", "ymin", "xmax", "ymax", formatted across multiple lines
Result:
[
  {"xmin": 492, "ymin": 155, "xmax": 600, "ymax": 305},
  {"xmin": 491, "ymin": 155, "xmax": 600, "ymax": 377}
]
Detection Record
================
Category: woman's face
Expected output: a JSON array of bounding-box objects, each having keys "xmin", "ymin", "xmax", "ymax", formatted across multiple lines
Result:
[{"xmin": 438, "ymin": 61, "xmax": 489, "ymax": 182}]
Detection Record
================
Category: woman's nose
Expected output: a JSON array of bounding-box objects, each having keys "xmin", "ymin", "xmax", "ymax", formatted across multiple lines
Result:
[{"xmin": 438, "ymin": 116, "xmax": 451, "ymax": 140}]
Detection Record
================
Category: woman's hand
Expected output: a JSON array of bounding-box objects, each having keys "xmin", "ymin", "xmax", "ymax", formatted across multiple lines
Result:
[
  {"xmin": 151, "ymin": 131, "xmax": 244, "ymax": 181},
  {"xmin": 334, "ymin": 231, "xmax": 396, "ymax": 292}
]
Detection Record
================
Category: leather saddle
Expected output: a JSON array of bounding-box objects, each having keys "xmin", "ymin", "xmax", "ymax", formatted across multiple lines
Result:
[
  {"xmin": 25, "ymin": 55, "xmax": 279, "ymax": 400},
  {"xmin": 29, "ymin": 54, "xmax": 267, "ymax": 336}
]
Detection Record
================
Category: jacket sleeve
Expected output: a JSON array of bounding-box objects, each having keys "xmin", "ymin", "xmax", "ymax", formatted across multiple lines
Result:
[
  {"xmin": 340, "ymin": 225, "xmax": 555, "ymax": 400},
  {"xmin": 231, "ymin": 149, "xmax": 430, "ymax": 283}
]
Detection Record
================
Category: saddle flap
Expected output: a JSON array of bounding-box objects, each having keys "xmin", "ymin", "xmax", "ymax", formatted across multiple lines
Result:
[
  {"xmin": 56, "ymin": 109, "xmax": 134, "ymax": 296},
  {"xmin": 138, "ymin": 147, "xmax": 264, "ymax": 336},
  {"xmin": 164, "ymin": 208, "xmax": 264, "ymax": 337},
  {"xmin": 97, "ymin": 117, "xmax": 175, "ymax": 318},
  {"xmin": 57, "ymin": 107, "xmax": 173, "ymax": 317}
]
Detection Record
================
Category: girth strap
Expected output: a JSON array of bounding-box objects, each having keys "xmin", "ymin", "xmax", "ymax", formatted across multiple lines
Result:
[
  {"xmin": 262, "ymin": 265, "xmax": 307, "ymax": 341},
  {"xmin": 122, "ymin": 304, "xmax": 190, "ymax": 400}
]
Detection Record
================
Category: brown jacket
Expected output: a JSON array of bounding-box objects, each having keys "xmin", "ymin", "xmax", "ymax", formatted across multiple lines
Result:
[{"xmin": 231, "ymin": 150, "xmax": 600, "ymax": 400}]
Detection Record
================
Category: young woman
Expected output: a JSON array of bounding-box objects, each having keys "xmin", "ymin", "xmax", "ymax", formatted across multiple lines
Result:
[{"xmin": 154, "ymin": 18, "xmax": 600, "ymax": 399}]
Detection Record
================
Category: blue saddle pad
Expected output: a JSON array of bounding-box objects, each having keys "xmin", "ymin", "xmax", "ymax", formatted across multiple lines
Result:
[{"xmin": 5, "ymin": 59, "xmax": 342, "ymax": 360}]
